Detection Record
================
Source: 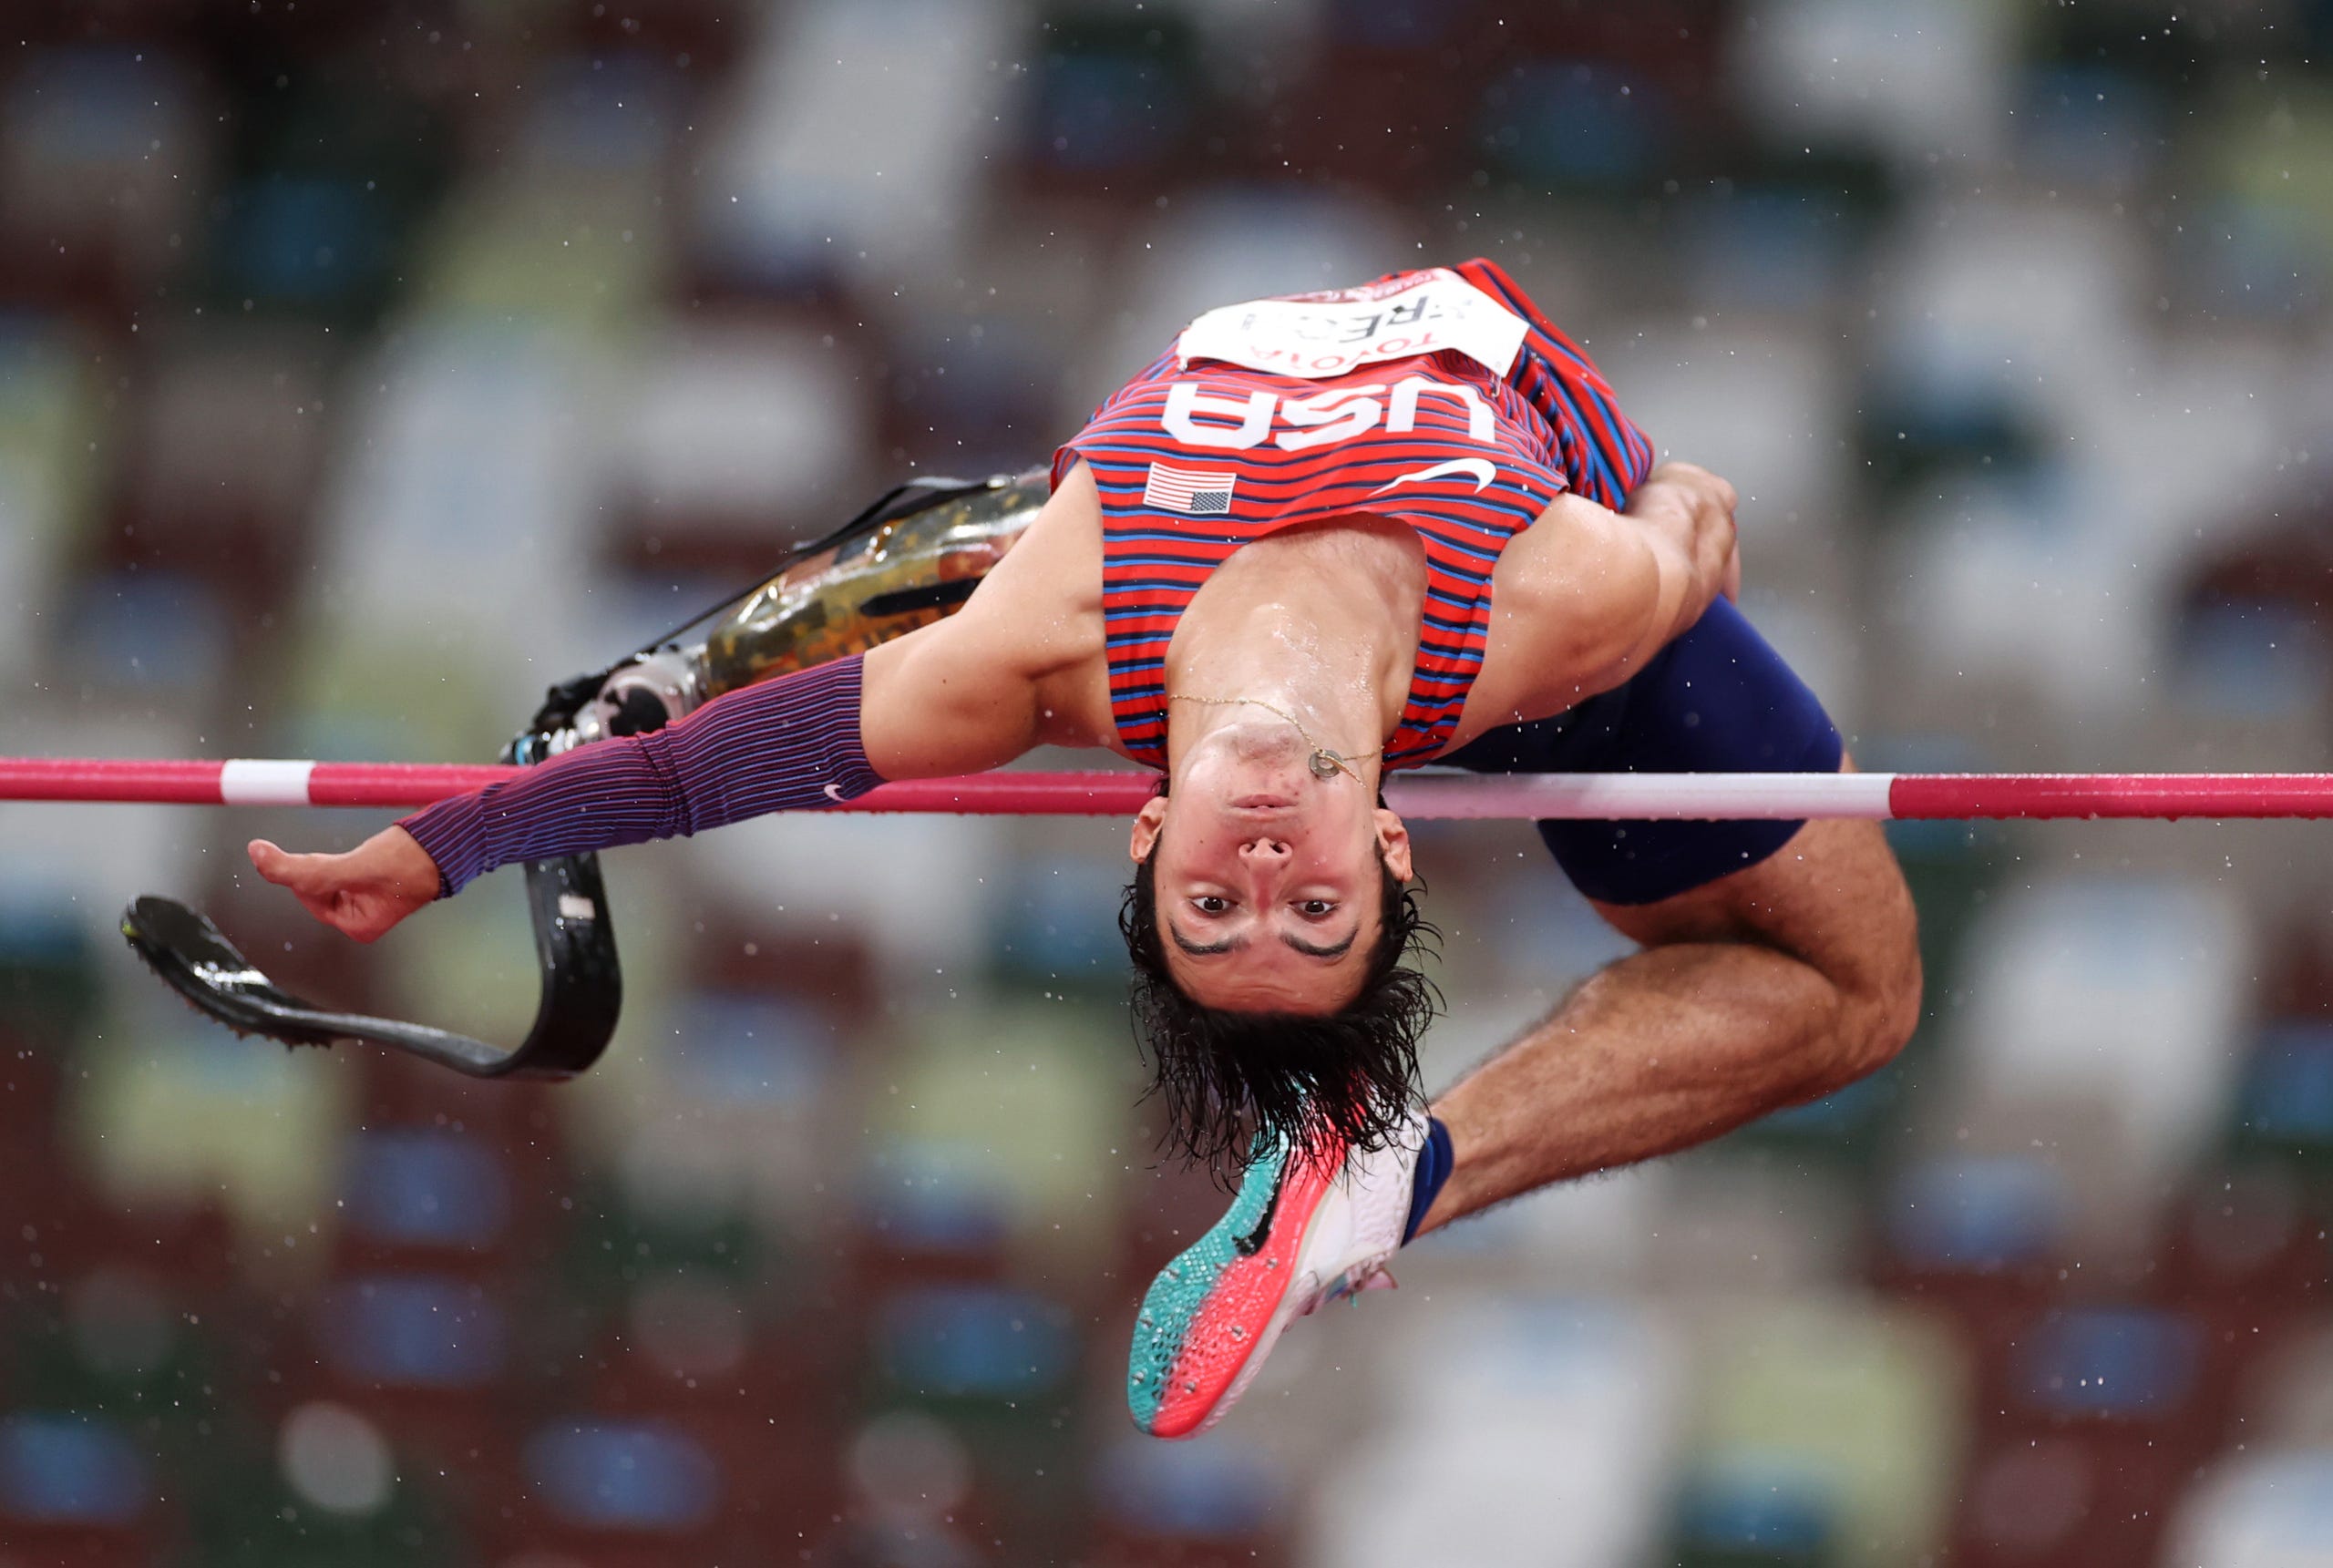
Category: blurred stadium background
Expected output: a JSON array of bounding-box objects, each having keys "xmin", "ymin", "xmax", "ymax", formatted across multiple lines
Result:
[{"xmin": 4, "ymin": 1, "xmax": 2333, "ymax": 1563}]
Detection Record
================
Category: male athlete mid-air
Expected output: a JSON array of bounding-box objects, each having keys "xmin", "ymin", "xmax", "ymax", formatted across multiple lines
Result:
[{"xmin": 252, "ymin": 259, "xmax": 1921, "ymax": 1438}]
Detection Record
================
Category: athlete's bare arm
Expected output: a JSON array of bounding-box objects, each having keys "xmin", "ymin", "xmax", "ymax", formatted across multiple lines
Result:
[
  {"xmin": 1418, "ymin": 765, "xmax": 1921, "ymax": 1232},
  {"xmin": 1454, "ymin": 462, "xmax": 1739, "ymax": 744},
  {"xmin": 860, "ymin": 460, "xmax": 1114, "ymax": 775}
]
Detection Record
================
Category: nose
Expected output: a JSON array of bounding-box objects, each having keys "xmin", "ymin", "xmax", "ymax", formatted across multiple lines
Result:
[{"xmin": 1238, "ymin": 835, "xmax": 1290, "ymax": 862}]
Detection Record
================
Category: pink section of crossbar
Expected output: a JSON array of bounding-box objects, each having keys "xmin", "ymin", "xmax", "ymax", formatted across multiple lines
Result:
[
  {"xmin": 1885, "ymin": 773, "xmax": 2333, "ymax": 821},
  {"xmin": 4, "ymin": 757, "xmax": 2333, "ymax": 819}
]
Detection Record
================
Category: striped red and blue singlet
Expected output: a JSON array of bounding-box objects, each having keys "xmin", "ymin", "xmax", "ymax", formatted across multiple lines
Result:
[{"xmin": 1052, "ymin": 257, "xmax": 1656, "ymax": 771}]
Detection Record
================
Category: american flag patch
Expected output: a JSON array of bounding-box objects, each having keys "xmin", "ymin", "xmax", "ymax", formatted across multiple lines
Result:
[{"xmin": 1142, "ymin": 463, "xmax": 1237, "ymax": 515}]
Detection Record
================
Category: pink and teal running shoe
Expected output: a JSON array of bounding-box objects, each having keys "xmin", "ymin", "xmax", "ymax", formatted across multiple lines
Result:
[{"xmin": 1127, "ymin": 1115, "xmax": 1423, "ymax": 1440}]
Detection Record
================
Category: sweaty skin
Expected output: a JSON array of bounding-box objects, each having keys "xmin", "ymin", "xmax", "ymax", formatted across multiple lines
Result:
[{"xmin": 250, "ymin": 459, "xmax": 1744, "ymax": 1016}]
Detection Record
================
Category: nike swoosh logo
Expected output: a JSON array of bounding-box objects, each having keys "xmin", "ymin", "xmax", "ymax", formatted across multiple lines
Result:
[
  {"xmin": 823, "ymin": 783, "xmax": 847, "ymax": 803},
  {"xmin": 1370, "ymin": 456, "xmax": 1497, "ymax": 494},
  {"xmin": 1233, "ymin": 1173, "xmax": 1285, "ymax": 1256}
]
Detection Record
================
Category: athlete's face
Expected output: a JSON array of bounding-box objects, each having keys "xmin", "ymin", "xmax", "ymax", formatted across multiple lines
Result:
[{"xmin": 1129, "ymin": 726, "xmax": 1413, "ymax": 1014}]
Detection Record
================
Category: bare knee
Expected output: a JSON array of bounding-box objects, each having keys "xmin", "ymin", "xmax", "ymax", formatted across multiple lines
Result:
[
  {"xmin": 1822, "ymin": 881, "xmax": 1923, "ymax": 1090},
  {"xmin": 1593, "ymin": 815, "xmax": 1926, "ymax": 1099},
  {"xmin": 1745, "ymin": 819, "xmax": 1925, "ymax": 1096}
]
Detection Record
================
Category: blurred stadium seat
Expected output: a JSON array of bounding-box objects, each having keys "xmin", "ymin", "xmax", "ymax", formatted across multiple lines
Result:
[
  {"xmin": 2161, "ymin": 1446, "xmax": 2333, "ymax": 1568},
  {"xmin": 1310, "ymin": 1294, "xmax": 1685, "ymax": 1567},
  {"xmin": 1948, "ymin": 876, "xmax": 2253, "ymax": 1199},
  {"xmin": 1665, "ymin": 1296, "xmax": 1968, "ymax": 1567}
]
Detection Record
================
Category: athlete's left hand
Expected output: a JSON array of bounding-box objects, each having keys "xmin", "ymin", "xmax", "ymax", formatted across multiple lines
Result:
[
  {"xmin": 247, "ymin": 827, "xmax": 442, "ymax": 943},
  {"xmin": 1632, "ymin": 460, "xmax": 1740, "ymax": 614}
]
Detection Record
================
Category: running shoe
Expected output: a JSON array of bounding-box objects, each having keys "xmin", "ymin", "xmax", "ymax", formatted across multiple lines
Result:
[{"xmin": 1127, "ymin": 1113, "xmax": 1423, "ymax": 1439}]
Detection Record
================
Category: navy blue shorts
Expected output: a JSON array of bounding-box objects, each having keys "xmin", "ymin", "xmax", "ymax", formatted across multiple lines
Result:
[{"xmin": 1439, "ymin": 597, "xmax": 1844, "ymax": 907}]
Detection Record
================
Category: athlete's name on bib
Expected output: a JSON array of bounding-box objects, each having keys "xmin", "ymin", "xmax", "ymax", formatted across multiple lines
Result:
[{"xmin": 1177, "ymin": 269, "xmax": 1527, "ymax": 381}]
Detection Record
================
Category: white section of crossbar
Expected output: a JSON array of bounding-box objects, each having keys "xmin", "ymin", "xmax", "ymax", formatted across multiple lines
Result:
[
  {"xmin": 1384, "ymin": 770, "xmax": 1898, "ymax": 820},
  {"xmin": 217, "ymin": 759, "xmax": 319, "ymax": 806}
]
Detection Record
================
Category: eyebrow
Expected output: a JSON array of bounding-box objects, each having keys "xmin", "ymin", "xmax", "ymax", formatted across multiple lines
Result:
[
  {"xmin": 1168, "ymin": 925, "xmax": 1246, "ymax": 957},
  {"xmin": 1167, "ymin": 924, "xmax": 1359, "ymax": 960},
  {"xmin": 1283, "ymin": 927, "xmax": 1359, "ymax": 959}
]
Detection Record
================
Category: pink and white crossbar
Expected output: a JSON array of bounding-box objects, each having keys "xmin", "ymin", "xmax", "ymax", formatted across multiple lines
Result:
[{"xmin": 3, "ymin": 757, "xmax": 2330, "ymax": 820}]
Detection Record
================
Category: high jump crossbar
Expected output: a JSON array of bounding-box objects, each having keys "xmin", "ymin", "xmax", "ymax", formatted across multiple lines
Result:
[{"xmin": 3, "ymin": 758, "xmax": 2331, "ymax": 820}]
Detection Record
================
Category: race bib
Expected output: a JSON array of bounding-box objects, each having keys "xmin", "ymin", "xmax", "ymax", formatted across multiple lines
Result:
[{"xmin": 1177, "ymin": 268, "xmax": 1527, "ymax": 380}]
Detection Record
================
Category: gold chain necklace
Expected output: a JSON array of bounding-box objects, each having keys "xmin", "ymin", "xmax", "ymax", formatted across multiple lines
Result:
[{"xmin": 1166, "ymin": 693, "xmax": 1382, "ymax": 783}]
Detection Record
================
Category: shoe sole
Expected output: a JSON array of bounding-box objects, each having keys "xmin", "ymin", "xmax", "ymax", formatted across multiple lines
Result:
[{"xmin": 1127, "ymin": 1141, "xmax": 1342, "ymax": 1440}]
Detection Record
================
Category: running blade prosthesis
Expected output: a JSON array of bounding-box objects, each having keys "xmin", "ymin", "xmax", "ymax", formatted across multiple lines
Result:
[{"xmin": 119, "ymin": 853, "xmax": 621, "ymax": 1080}]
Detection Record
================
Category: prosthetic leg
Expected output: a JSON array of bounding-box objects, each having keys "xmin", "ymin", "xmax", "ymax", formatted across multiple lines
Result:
[{"xmin": 121, "ymin": 470, "xmax": 1051, "ymax": 1079}]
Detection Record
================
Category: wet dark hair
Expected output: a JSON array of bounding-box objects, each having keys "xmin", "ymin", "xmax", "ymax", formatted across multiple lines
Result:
[{"xmin": 1120, "ymin": 818, "xmax": 1442, "ymax": 1171}]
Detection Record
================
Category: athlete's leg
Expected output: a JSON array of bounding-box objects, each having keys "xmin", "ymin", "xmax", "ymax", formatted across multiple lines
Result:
[
  {"xmin": 1422, "ymin": 595, "xmax": 1917, "ymax": 1224},
  {"xmin": 1416, "ymin": 804, "xmax": 1919, "ymax": 1234},
  {"xmin": 1421, "ymin": 594, "xmax": 1918, "ymax": 1225}
]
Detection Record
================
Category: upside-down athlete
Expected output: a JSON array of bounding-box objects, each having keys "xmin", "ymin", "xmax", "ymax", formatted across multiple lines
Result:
[{"xmin": 250, "ymin": 259, "xmax": 1921, "ymax": 1438}]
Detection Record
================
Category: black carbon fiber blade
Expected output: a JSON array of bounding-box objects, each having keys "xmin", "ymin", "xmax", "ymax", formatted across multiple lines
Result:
[{"xmin": 118, "ymin": 851, "xmax": 619, "ymax": 1081}]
